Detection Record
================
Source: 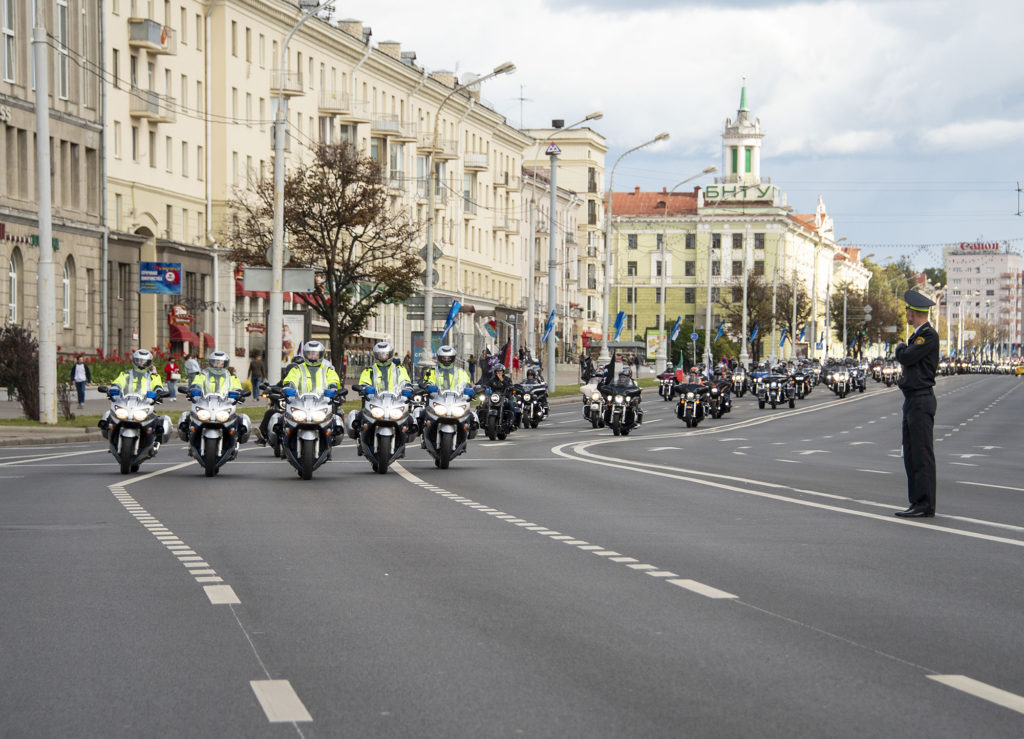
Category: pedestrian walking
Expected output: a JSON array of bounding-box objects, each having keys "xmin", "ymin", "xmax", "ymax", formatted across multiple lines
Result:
[
  {"xmin": 894, "ymin": 290, "xmax": 939, "ymax": 518},
  {"xmin": 72, "ymin": 355, "xmax": 91, "ymax": 408},
  {"xmin": 184, "ymin": 352, "xmax": 201, "ymax": 383},
  {"xmin": 467, "ymin": 354, "xmax": 477, "ymax": 382},
  {"xmin": 164, "ymin": 357, "xmax": 180, "ymax": 400},
  {"xmin": 248, "ymin": 351, "xmax": 266, "ymax": 394}
]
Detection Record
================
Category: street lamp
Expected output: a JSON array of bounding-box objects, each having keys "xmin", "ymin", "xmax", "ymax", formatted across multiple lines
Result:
[
  {"xmin": 958, "ymin": 290, "xmax": 980, "ymax": 355},
  {"xmin": 267, "ymin": 0, "xmax": 338, "ymax": 383},
  {"xmin": 421, "ymin": 61, "xmax": 516, "ymax": 369},
  {"xmin": 598, "ymin": 131, "xmax": 671, "ymax": 365},
  {"xmin": 655, "ymin": 166, "xmax": 717, "ymax": 368}
]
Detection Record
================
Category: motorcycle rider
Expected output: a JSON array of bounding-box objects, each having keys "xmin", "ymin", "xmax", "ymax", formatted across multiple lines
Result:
[
  {"xmin": 280, "ymin": 341, "xmax": 344, "ymax": 444},
  {"xmin": 485, "ymin": 363, "xmax": 521, "ymax": 426},
  {"xmin": 598, "ymin": 365, "xmax": 644, "ymax": 424},
  {"xmin": 422, "ymin": 345, "xmax": 471, "ymax": 390},
  {"xmin": 357, "ymin": 341, "xmax": 411, "ymax": 391},
  {"xmin": 180, "ymin": 350, "xmax": 248, "ymax": 442},
  {"xmin": 101, "ymin": 349, "xmax": 166, "ymax": 433},
  {"xmin": 257, "ymin": 354, "xmax": 303, "ymax": 445}
]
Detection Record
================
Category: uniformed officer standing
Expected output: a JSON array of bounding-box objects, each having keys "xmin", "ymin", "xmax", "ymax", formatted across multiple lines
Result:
[{"xmin": 893, "ymin": 290, "xmax": 940, "ymax": 518}]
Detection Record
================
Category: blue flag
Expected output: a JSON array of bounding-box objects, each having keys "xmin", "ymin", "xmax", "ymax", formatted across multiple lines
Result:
[
  {"xmin": 613, "ymin": 311, "xmax": 626, "ymax": 342},
  {"xmin": 884, "ymin": 341, "xmax": 890, "ymax": 354},
  {"xmin": 541, "ymin": 310, "xmax": 556, "ymax": 343},
  {"xmin": 779, "ymin": 328, "xmax": 787, "ymax": 347},
  {"xmin": 798, "ymin": 324, "xmax": 806, "ymax": 342},
  {"xmin": 749, "ymin": 323, "xmax": 759, "ymax": 342},
  {"xmin": 714, "ymin": 321, "xmax": 725, "ymax": 342},
  {"xmin": 440, "ymin": 300, "xmax": 461, "ymax": 340},
  {"xmin": 669, "ymin": 316, "xmax": 682, "ymax": 341},
  {"xmin": 817, "ymin": 337, "xmax": 824, "ymax": 350}
]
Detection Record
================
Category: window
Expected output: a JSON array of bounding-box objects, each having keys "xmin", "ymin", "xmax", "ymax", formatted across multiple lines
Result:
[
  {"xmin": 655, "ymin": 287, "xmax": 662, "ymax": 303},
  {"xmin": 3, "ymin": 0, "xmax": 15, "ymax": 83},
  {"xmin": 231, "ymin": 20, "xmax": 237, "ymax": 56},
  {"xmin": 181, "ymin": 141, "xmax": 188, "ymax": 176},
  {"xmin": 753, "ymin": 260, "xmax": 764, "ymax": 276},
  {"xmin": 627, "ymin": 234, "xmax": 638, "ymax": 249},
  {"xmin": 655, "ymin": 260, "xmax": 662, "ymax": 277},
  {"xmin": 195, "ymin": 14, "xmax": 202, "ymax": 51},
  {"xmin": 180, "ymin": 7, "xmax": 186, "ymax": 44},
  {"xmin": 685, "ymin": 261, "xmax": 695, "ymax": 277},
  {"xmin": 754, "ymin": 233, "xmax": 765, "ymax": 250},
  {"xmin": 711, "ymin": 287, "xmax": 721, "ymax": 302},
  {"xmin": 744, "ymin": 147, "xmax": 752, "ymax": 173},
  {"xmin": 114, "ymin": 193, "xmax": 122, "ymax": 229},
  {"xmin": 712, "ymin": 261, "xmax": 721, "ymax": 276},
  {"xmin": 731, "ymin": 146, "xmax": 738, "ymax": 174},
  {"xmin": 588, "ymin": 200, "xmax": 597, "ymax": 226},
  {"xmin": 711, "ymin": 233, "xmax": 721, "ymax": 249},
  {"xmin": 684, "ymin": 314, "xmax": 694, "ymax": 324},
  {"xmin": 684, "ymin": 288, "xmax": 695, "ymax": 303},
  {"xmin": 370, "ymin": 137, "xmax": 384, "ymax": 164},
  {"xmin": 986, "ymin": 289, "xmax": 995, "ymax": 296},
  {"xmin": 245, "ymin": 93, "xmax": 251, "ymax": 125},
  {"xmin": 148, "ymin": 130, "xmax": 156, "ymax": 167},
  {"xmin": 57, "ymin": 0, "xmax": 69, "ymax": 99},
  {"xmin": 231, "ymin": 87, "xmax": 237, "ymax": 121},
  {"xmin": 196, "ymin": 145, "xmax": 204, "ymax": 180},
  {"xmin": 732, "ymin": 233, "xmax": 743, "ymax": 250},
  {"xmin": 685, "ymin": 234, "xmax": 696, "ymax": 250},
  {"xmin": 656, "ymin": 233, "xmax": 664, "ymax": 248},
  {"xmin": 258, "ymin": 33, "xmax": 264, "ymax": 66},
  {"xmin": 131, "ymin": 125, "xmax": 138, "ymax": 161},
  {"xmin": 245, "ymin": 26, "xmax": 251, "ymax": 62},
  {"xmin": 626, "ymin": 287, "xmax": 635, "ymax": 303},
  {"xmin": 165, "ymin": 204, "xmax": 172, "ymax": 238},
  {"xmin": 8, "ymin": 248, "xmax": 21, "ymax": 323},
  {"xmin": 732, "ymin": 260, "xmax": 743, "ymax": 276},
  {"xmin": 232, "ymin": 151, "xmax": 238, "ymax": 185},
  {"xmin": 180, "ymin": 74, "xmax": 187, "ymax": 108},
  {"xmin": 627, "ymin": 261, "xmax": 637, "ymax": 277},
  {"xmin": 111, "ymin": 49, "xmax": 120, "ymax": 89},
  {"xmin": 732, "ymin": 287, "xmax": 742, "ymax": 303},
  {"xmin": 113, "ymin": 121, "xmax": 122, "ymax": 158},
  {"xmin": 62, "ymin": 258, "xmax": 73, "ymax": 327}
]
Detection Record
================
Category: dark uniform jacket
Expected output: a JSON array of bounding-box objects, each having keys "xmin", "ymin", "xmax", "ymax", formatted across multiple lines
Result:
[{"xmin": 894, "ymin": 322, "xmax": 939, "ymax": 393}]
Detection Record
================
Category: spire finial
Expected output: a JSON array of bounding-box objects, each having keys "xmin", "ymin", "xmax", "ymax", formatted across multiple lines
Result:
[{"xmin": 739, "ymin": 76, "xmax": 748, "ymax": 111}]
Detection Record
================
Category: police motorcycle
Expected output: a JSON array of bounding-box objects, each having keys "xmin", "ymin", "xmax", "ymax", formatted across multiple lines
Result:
[
  {"xmin": 420, "ymin": 381, "xmax": 477, "ymax": 468},
  {"xmin": 757, "ymin": 367, "xmax": 796, "ymax": 409},
  {"xmin": 97, "ymin": 384, "xmax": 173, "ymax": 474},
  {"xmin": 268, "ymin": 385, "xmax": 346, "ymax": 480},
  {"xmin": 178, "ymin": 386, "xmax": 253, "ymax": 477},
  {"xmin": 346, "ymin": 382, "xmax": 416, "ymax": 474},
  {"xmin": 598, "ymin": 369, "xmax": 643, "ymax": 436},
  {"xmin": 880, "ymin": 361, "xmax": 898, "ymax": 387},
  {"xmin": 516, "ymin": 371, "xmax": 549, "ymax": 428},
  {"xmin": 674, "ymin": 375, "xmax": 710, "ymax": 428}
]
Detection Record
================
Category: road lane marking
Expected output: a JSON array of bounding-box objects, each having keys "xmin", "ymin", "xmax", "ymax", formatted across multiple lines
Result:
[
  {"xmin": 204, "ymin": 584, "xmax": 241, "ymax": 605},
  {"xmin": 958, "ymin": 481, "xmax": 1024, "ymax": 493},
  {"xmin": 668, "ymin": 579, "xmax": 738, "ymax": 599},
  {"xmin": 250, "ymin": 680, "xmax": 313, "ymax": 723},
  {"xmin": 857, "ymin": 469, "xmax": 891, "ymax": 475},
  {"xmin": 0, "ymin": 448, "xmax": 105, "ymax": 467},
  {"xmin": 927, "ymin": 675, "xmax": 1024, "ymax": 715}
]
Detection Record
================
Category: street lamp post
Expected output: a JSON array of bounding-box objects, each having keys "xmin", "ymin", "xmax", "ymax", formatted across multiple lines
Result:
[
  {"xmin": 421, "ymin": 62, "xmax": 515, "ymax": 370},
  {"xmin": 958, "ymin": 291, "xmax": 980, "ymax": 355},
  {"xmin": 598, "ymin": 132, "xmax": 671, "ymax": 365},
  {"xmin": 267, "ymin": 0, "xmax": 338, "ymax": 383},
  {"xmin": 655, "ymin": 166, "xmax": 717, "ymax": 368}
]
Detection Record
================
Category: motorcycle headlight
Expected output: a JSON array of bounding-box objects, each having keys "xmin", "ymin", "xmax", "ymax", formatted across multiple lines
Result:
[
  {"xmin": 590, "ymin": 391, "xmax": 601, "ymax": 400},
  {"xmin": 114, "ymin": 407, "xmax": 130, "ymax": 420},
  {"xmin": 195, "ymin": 408, "xmax": 212, "ymax": 421},
  {"xmin": 369, "ymin": 405, "xmax": 385, "ymax": 419},
  {"xmin": 291, "ymin": 409, "xmax": 308, "ymax": 422},
  {"xmin": 490, "ymin": 393, "xmax": 500, "ymax": 403},
  {"xmin": 311, "ymin": 409, "xmax": 328, "ymax": 423},
  {"xmin": 686, "ymin": 392, "xmax": 695, "ymax": 399},
  {"xmin": 389, "ymin": 407, "xmax": 405, "ymax": 420},
  {"xmin": 606, "ymin": 395, "xmax": 613, "ymax": 401},
  {"xmin": 615, "ymin": 395, "xmax": 624, "ymax": 403},
  {"xmin": 523, "ymin": 393, "xmax": 531, "ymax": 401},
  {"xmin": 433, "ymin": 402, "xmax": 449, "ymax": 416},
  {"xmin": 133, "ymin": 408, "xmax": 150, "ymax": 421},
  {"xmin": 770, "ymin": 382, "xmax": 778, "ymax": 388},
  {"xmin": 453, "ymin": 403, "xmax": 468, "ymax": 416},
  {"xmin": 214, "ymin": 409, "xmax": 233, "ymax": 423}
]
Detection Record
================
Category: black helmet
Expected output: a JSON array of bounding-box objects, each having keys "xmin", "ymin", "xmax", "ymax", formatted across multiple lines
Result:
[
  {"xmin": 526, "ymin": 368, "xmax": 537, "ymax": 379},
  {"xmin": 493, "ymin": 363, "xmax": 506, "ymax": 374},
  {"xmin": 436, "ymin": 345, "xmax": 456, "ymax": 368}
]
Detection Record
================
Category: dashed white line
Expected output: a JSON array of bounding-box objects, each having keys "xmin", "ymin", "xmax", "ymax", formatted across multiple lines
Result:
[
  {"xmin": 928, "ymin": 675, "xmax": 1024, "ymax": 715},
  {"xmin": 667, "ymin": 579, "xmax": 738, "ymax": 599},
  {"xmin": 250, "ymin": 680, "xmax": 313, "ymax": 723}
]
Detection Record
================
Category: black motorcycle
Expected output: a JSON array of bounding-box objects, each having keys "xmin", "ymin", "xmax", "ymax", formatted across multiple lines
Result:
[
  {"xmin": 656, "ymin": 371, "xmax": 676, "ymax": 401},
  {"xmin": 477, "ymin": 385, "xmax": 518, "ymax": 440},
  {"xmin": 674, "ymin": 382, "xmax": 708, "ymax": 428},
  {"xmin": 599, "ymin": 383, "xmax": 642, "ymax": 436},
  {"xmin": 757, "ymin": 373, "xmax": 795, "ymax": 409},
  {"xmin": 516, "ymin": 381, "xmax": 548, "ymax": 428}
]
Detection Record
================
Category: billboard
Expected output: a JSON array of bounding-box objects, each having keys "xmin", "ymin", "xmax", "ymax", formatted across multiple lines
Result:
[{"xmin": 139, "ymin": 262, "xmax": 182, "ymax": 294}]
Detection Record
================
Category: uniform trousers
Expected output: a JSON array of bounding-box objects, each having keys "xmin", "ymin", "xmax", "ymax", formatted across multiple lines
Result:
[{"xmin": 901, "ymin": 390, "xmax": 937, "ymax": 510}]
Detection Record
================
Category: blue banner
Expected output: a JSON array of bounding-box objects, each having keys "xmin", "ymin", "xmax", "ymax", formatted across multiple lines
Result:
[
  {"xmin": 613, "ymin": 311, "xmax": 626, "ymax": 342},
  {"xmin": 669, "ymin": 316, "xmax": 682, "ymax": 341},
  {"xmin": 798, "ymin": 324, "xmax": 806, "ymax": 342},
  {"xmin": 817, "ymin": 337, "xmax": 824, "ymax": 350},
  {"xmin": 715, "ymin": 321, "xmax": 725, "ymax": 342},
  {"xmin": 779, "ymin": 328, "xmax": 787, "ymax": 347},
  {"xmin": 440, "ymin": 300, "xmax": 461, "ymax": 340},
  {"xmin": 541, "ymin": 310, "xmax": 556, "ymax": 343},
  {"xmin": 139, "ymin": 262, "xmax": 183, "ymax": 295},
  {"xmin": 749, "ymin": 323, "xmax": 759, "ymax": 342}
]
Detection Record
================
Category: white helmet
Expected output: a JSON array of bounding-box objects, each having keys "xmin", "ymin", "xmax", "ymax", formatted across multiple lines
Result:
[
  {"xmin": 208, "ymin": 350, "xmax": 230, "ymax": 373},
  {"xmin": 436, "ymin": 345, "xmax": 456, "ymax": 368},
  {"xmin": 303, "ymin": 340, "xmax": 325, "ymax": 367},
  {"xmin": 373, "ymin": 341, "xmax": 394, "ymax": 364},
  {"xmin": 132, "ymin": 349, "xmax": 153, "ymax": 371}
]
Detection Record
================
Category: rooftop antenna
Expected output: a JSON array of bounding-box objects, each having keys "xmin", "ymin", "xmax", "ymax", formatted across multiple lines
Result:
[
  {"xmin": 515, "ymin": 84, "xmax": 532, "ymax": 128},
  {"xmin": 1016, "ymin": 181, "xmax": 1022, "ymax": 216}
]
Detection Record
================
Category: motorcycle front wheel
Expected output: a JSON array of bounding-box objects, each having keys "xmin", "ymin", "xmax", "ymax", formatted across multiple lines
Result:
[
  {"xmin": 203, "ymin": 438, "xmax": 219, "ymax": 477},
  {"xmin": 374, "ymin": 434, "xmax": 393, "ymax": 474},
  {"xmin": 118, "ymin": 435, "xmax": 136, "ymax": 475},
  {"xmin": 485, "ymin": 416, "xmax": 497, "ymax": 441},
  {"xmin": 299, "ymin": 438, "xmax": 316, "ymax": 480},
  {"xmin": 438, "ymin": 433, "xmax": 453, "ymax": 469}
]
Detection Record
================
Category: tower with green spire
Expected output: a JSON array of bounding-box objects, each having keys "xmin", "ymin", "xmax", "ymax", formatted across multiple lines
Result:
[{"xmin": 722, "ymin": 77, "xmax": 763, "ymax": 185}]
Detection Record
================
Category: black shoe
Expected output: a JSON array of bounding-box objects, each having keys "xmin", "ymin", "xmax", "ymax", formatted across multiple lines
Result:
[{"xmin": 895, "ymin": 505, "xmax": 935, "ymax": 518}]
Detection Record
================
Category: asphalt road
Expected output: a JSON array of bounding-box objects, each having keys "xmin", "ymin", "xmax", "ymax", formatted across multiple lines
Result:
[{"xmin": 2, "ymin": 374, "xmax": 1023, "ymax": 737}]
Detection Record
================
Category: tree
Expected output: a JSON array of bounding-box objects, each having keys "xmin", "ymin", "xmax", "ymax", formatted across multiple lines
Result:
[
  {"xmin": 0, "ymin": 325, "xmax": 40, "ymax": 420},
  {"xmin": 923, "ymin": 266, "xmax": 946, "ymax": 288},
  {"xmin": 716, "ymin": 274, "xmax": 812, "ymax": 363},
  {"xmin": 225, "ymin": 143, "xmax": 420, "ymax": 362}
]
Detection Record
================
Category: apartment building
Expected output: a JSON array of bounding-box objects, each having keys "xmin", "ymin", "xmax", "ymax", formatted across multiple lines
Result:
[
  {"xmin": 944, "ymin": 242, "xmax": 1022, "ymax": 354},
  {"xmin": 604, "ymin": 86, "xmax": 867, "ymax": 361},
  {"xmin": 1, "ymin": 0, "xmax": 104, "ymax": 355}
]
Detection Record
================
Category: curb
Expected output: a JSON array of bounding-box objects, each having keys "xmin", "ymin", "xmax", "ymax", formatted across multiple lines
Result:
[{"xmin": 0, "ymin": 428, "xmax": 102, "ymax": 447}]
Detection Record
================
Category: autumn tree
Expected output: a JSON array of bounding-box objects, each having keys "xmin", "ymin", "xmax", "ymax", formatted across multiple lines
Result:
[
  {"xmin": 225, "ymin": 142, "xmax": 420, "ymax": 362},
  {"xmin": 717, "ymin": 273, "xmax": 812, "ymax": 362}
]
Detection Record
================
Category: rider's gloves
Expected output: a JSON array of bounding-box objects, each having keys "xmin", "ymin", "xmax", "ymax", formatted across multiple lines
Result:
[
  {"xmin": 108, "ymin": 387, "xmax": 120, "ymax": 397},
  {"xmin": 190, "ymin": 387, "xmax": 202, "ymax": 398},
  {"xmin": 283, "ymin": 387, "xmax": 297, "ymax": 397},
  {"xmin": 324, "ymin": 388, "xmax": 336, "ymax": 399},
  {"xmin": 228, "ymin": 391, "xmax": 240, "ymax": 400}
]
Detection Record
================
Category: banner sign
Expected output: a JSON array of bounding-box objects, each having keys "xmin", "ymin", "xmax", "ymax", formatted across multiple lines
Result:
[{"xmin": 139, "ymin": 262, "xmax": 182, "ymax": 294}]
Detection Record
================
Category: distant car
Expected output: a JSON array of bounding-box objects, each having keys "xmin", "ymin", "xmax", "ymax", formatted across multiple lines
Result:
[{"xmin": 1015, "ymin": 365, "xmax": 1024, "ymax": 376}]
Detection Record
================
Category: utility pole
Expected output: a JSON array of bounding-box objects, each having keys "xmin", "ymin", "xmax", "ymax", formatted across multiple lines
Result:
[
  {"xmin": 547, "ymin": 143, "xmax": 558, "ymax": 393},
  {"xmin": 34, "ymin": 17, "xmax": 57, "ymax": 424}
]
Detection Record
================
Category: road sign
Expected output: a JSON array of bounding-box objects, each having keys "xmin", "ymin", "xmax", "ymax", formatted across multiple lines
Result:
[
  {"xmin": 406, "ymin": 308, "xmax": 450, "ymax": 321},
  {"xmin": 690, "ymin": 332, "xmax": 699, "ymax": 341},
  {"xmin": 419, "ymin": 244, "xmax": 443, "ymax": 262},
  {"xmin": 423, "ymin": 269, "xmax": 439, "ymax": 287},
  {"xmin": 545, "ymin": 143, "xmax": 561, "ymax": 156},
  {"xmin": 243, "ymin": 267, "xmax": 315, "ymax": 293}
]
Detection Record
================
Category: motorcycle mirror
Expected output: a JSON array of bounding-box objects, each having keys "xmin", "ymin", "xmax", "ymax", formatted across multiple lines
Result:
[
  {"xmin": 177, "ymin": 384, "xmax": 189, "ymax": 394},
  {"xmin": 96, "ymin": 385, "xmax": 108, "ymax": 394},
  {"xmin": 241, "ymin": 389, "xmax": 252, "ymax": 398}
]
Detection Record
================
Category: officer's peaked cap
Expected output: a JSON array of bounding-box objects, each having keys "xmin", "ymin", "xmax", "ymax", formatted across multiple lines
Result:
[{"xmin": 903, "ymin": 290, "xmax": 935, "ymax": 311}]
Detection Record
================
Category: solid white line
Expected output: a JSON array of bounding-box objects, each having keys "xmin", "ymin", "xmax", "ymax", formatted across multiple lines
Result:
[
  {"xmin": 250, "ymin": 680, "xmax": 313, "ymax": 723},
  {"xmin": 204, "ymin": 584, "xmax": 240, "ymax": 604},
  {"xmin": 857, "ymin": 469, "xmax": 891, "ymax": 475},
  {"xmin": 927, "ymin": 675, "xmax": 1024, "ymax": 715},
  {"xmin": 958, "ymin": 480, "xmax": 1024, "ymax": 493},
  {"xmin": 0, "ymin": 448, "xmax": 104, "ymax": 467},
  {"xmin": 667, "ymin": 579, "xmax": 737, "ymax": 599},
  {"xmin": 775, "ymin": 459, "xmax": 800, "ymax": 464}
]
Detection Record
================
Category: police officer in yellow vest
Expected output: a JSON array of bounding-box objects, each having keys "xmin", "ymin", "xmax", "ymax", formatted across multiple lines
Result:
[
  {"xmin": 357, "ymin": 341, "xmax": 411, "ymax": 391},
  {"xmin": 282, "ymin": 341, "xmax": 341, "ymax": 394},
  {"xmin": 110, "ymin": 349, "xmax": 166, "ymax": 396},
  {"xmin": 422, "ymin": 345, "xmax": 471, "ymax": 390},
  {"xmin": 189, "ymin": 350, "xmax": 243, "ymax": 397}
]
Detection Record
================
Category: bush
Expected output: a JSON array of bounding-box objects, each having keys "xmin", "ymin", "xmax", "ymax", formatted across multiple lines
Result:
[{"xmin": 0, "ymin": 325, "xmax": 40, "ymax": 420}]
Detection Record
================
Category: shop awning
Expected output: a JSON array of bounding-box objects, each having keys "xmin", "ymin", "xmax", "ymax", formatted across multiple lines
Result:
[{"xmin": 169, "ymin": 324, "xmax": 199, "ymax": 344}]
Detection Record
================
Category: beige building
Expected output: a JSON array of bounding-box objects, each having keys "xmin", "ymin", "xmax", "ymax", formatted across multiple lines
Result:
[{"xmin": 1, "ymin": 0, "xmax": 105, "ymax": 356}]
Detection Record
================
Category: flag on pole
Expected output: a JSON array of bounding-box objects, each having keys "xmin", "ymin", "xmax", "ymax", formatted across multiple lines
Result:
[
  {"xmin": 817, "ymin": 337, "xmax": 824, "ymax": 350},
  {"xmin": 541, "ymin": 310, "xmax": 556, "ymax": 343},
  {"xmin": 715, "ymin": 321, "xmax": 725, "ymax": 342},
  {"xmin": 440, "ymin": 300, "xmax": 461, "ymax": 340},
  {"xmin": 798, "ymin": 324, "xmax": 806, "ymax": 342},
  {"xmin": 669, "ymin": 316, "xmax": 682, "ymax": 341},
  {"xmin": 779, "ymin": 328, "xmax": 787, "ymax": 347},
  {"xmin": 749, "ymin": 323, "xmax": 759, "ymax": 342},
  {"xmin": 613, "ymin": 311, "xmax": 626, "ymax": 341},
  {"xmin": 484, "ymin": 318, "xmax": 498, "ymax": 338}
]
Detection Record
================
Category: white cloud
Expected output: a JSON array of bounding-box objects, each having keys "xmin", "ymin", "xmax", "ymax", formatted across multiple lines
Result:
[{"xmin": 921, "ymin": 120, "xmax": 1024, "ymax": 152}]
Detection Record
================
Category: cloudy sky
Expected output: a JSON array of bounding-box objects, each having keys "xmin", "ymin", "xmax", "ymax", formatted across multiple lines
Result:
[{"xmin": 347, "ymin": 0, "xmax": 1024, "ymax": 269}]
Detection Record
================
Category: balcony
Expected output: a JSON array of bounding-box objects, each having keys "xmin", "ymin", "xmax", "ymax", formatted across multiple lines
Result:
[
  {"xmin": 371, "ymin": 114, "xmax": 402, "ymax": 135},
  {"xmin": 387, "ymin": 171, "xmax": 406, "ymax": 193},
  {"xmin": 494, "ymin": 171, "xmax": 521, "ymax": 190},
  {"xmin": 417, "ymin": 132, "xmax": 458, "ymax": 160},
  {"xmin": 128, "ymin": 18, "xmax": 176, "ymax": 54},
  {"xmin": 334, "ymin": 97, "xmax": 370, "ymax": 123},
  {"xmin": 318, "ymin": 89, "xmax": 350, "ymax": 114},
  {"xmin": 494, "ymin": 215, "xmax": 520, "ymax": 233},
  {"xmin": 464, "ymin": 152, "xmax": 488, "ymax": 170},
  {"xmin": 270, "ymin": 69, "xmax": 303, "ymax": 98},
  {"xmin": 129, "ymin": 88, "xmax": 176, "ymax": 123},
  {"xmin": 588, "ymin": 278, "xmax": 598, "ymax": 290}
]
